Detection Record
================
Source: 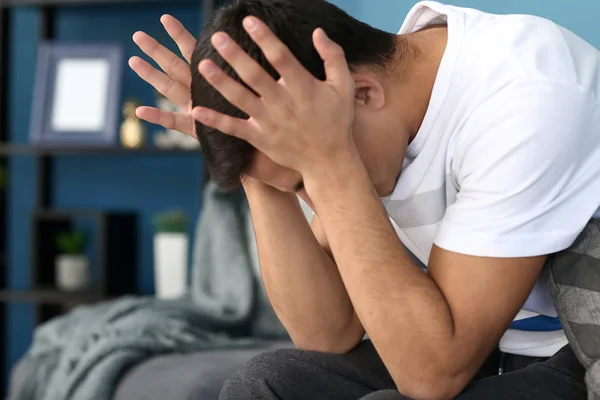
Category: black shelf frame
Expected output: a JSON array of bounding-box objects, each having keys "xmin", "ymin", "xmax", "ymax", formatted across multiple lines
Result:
[
  {"xmin": 2, "ymin": 0, "xmax": 211, "ymax": 7},
  {"xmin": 0, "ymin": 0, "xmax": 217, "ymax": 394},
  {"xmin": 0, "ymin": 144, "xmax": 201, "ymax": 155},
  {"xmin": 0, "ymin": 287, "xmax": 105, "ymax": 304},
  {"xmin": 0, "ymin": 4, "xmax": 8, "ymax": 396}
]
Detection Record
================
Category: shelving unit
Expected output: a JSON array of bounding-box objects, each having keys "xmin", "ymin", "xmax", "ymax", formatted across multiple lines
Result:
[{"xmin": 0, "ymin": 0, "xmax": 217, "ymax": 394}]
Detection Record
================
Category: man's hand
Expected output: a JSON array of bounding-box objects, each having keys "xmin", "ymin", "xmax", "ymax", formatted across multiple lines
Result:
[
  {"xmin": 129, "ymin": 15, "xmax": 197, "ymax": 137},
  {"xmin": 192, "ymin": 16, "xmax": 357, "ymax": 177}
]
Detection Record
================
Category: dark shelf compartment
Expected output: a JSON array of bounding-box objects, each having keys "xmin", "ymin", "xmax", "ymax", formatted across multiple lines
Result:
[
  {"xmin": 0, "ymin": 144, "xmax": 201, "ymax": 156},
  {"xmin": 32, "ymin": 209, "xmax": 138, "ymax": 300},
  {"xmin": 30, "ymin": 209, "xmax": 138, "ymax": 323}
]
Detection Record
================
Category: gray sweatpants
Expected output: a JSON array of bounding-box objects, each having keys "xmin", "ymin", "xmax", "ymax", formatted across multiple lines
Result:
[{"xmin": 219, "ymin": 340, "xmax": 587, "ymax": 399}]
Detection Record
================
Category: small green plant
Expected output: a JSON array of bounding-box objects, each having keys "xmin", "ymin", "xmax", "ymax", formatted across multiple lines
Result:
[
  {"xmin": 153, "ymin": 209, "xmax": 188, "ymax": 233},
  {"xmin": 56, "ymin": 231, "xmax": 87, "ymax": 255}
]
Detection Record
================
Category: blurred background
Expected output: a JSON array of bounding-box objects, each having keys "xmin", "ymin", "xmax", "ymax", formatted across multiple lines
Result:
[{"xmin": 0, "ymin": 0, "xmax": 598, "ymax": 398}]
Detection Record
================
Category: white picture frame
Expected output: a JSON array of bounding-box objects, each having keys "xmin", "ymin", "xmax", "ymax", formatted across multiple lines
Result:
[{"xmin": 30, "ymin": 42, "xmax": 123, "ymax": 147}]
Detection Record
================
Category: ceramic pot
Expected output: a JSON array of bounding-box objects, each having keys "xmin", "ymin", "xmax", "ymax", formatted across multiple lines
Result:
[
  {"xmin": 153, "ymin": 233, "xmax": 188, "ymax": 299},
  {"xmin": 55, "ymin": 255, "xmax": 90, "ymax": 292}
]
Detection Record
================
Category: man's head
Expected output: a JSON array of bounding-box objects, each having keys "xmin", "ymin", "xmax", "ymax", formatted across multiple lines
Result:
[{"xmin": 192, "ymin": 0, "xmax": 416, "ymax": 194}]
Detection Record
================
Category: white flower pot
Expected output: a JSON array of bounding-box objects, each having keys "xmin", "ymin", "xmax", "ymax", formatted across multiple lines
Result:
[
  {"xmin": 154, "ymin": 233, "xmax": 189, "ymax": 299},
  {"xmin": 55, "ymin": 255, "xmax": 90, "ymax": 292}
]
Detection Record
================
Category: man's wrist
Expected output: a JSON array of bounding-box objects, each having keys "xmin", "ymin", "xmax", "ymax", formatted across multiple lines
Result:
[
  {"xmin": 242, "ymin": 175, "xmax": 300, "ymax": 207},
  {"xmin": 303, "ymin": 147, "xmax": 371, "ymax": 202},
  {"xmin": 241, "ymin": 175, "xmax": 265, "ymax": 192}
]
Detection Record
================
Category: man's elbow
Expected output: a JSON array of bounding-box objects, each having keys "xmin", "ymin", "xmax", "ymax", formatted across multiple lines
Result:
[
  {"xmin": 294, "ymin": 337, "xmax": 362, "ymax": 355},
  {"xmin": 292, "ymin": 322, "xmax": 365, "ymax": 355},
  {"xmin": 392, "ymin": 368, "xmax": 468, "ymax": 400}
]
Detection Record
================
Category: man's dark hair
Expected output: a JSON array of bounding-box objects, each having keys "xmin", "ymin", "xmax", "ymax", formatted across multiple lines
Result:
[{"xmin": 191, "ymin": 0, "xmax": 398, "ymax": 190}]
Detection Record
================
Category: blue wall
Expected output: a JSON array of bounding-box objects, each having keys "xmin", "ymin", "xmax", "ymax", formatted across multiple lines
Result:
[
  {"xmin": 355, "ymin": 0, "xmax": 600, "ymax": 50},
  {"xmin": 4, "ymin": 0, "xmax": 600, "ymax": 389}
]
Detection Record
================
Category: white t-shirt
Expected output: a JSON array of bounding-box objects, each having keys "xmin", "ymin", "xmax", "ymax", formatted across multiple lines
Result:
[{"xmin": 384, "ymin": 1, "xmax": 600, "ymax": 357}]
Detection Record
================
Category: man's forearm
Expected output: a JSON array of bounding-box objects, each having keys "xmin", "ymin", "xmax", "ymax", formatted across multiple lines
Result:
[
  {"xmin": 304, "ymin": 154, "xmax": 457, "ymax": 398},
  {"xmin": 244, "ymin": 179, "xmax": 364, "ymax": 353}
]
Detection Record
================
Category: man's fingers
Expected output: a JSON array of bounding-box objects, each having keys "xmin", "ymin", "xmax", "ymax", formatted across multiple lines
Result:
[
  {"xmin": 241, "ymin": 16, "xmax": 313, "ymax": 93},
  {"xmin": 132, "ymin": 30, "xmax": 192, "ymax": 89},
  {"xmin": 129, "ymin": 56, "xmax": 191, "ymax": 110},
  {"xmin": 135, "ymin": 107, "xmax": 196, "ymax": 138},
  {"xmin": 210, "ymin": 32, "xmax": 281, "ymax": 99},
  {"xmin": 313, "ymin": 28, "xmax": 353, "ymax": 92},
  {"xmin": 191, "ymin": 106, "xmax": 253, "ymax": 142},
  {"xmin": 161, "ymin": 15, "xmax": 197, "ymax": 64},
  {"xmin": 198, "ymin": 59, "xmax": 264, "ymax": 118}
]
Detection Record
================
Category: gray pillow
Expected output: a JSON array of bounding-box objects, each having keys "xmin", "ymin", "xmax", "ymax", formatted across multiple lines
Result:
[{"xmin": 548, "ymin": 218, "xmax": 600, "ymax": 400}]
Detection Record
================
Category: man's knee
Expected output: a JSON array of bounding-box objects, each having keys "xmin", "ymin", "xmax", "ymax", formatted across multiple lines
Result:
[
  {"xmin": 219, "ymin": 348, "xmax": 305, "ymax": 399},
  {"xmin": 360, "ymin": 390, "xmax": 413, "ymax": 400}
]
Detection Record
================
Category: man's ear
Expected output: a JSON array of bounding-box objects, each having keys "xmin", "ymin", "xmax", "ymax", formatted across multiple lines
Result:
[{"xmin": 352, "ymin": 73, "xmax": 386, "ymax": 110}]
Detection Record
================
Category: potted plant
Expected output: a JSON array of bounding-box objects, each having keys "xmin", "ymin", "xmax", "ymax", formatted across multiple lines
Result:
[
  {"xmin": 55, "ymin": 230, "xmax": 90, "ymax": 292},
  {"xmin": 152, "ymin": 209, "xmax": 189, "ymax": 299}
]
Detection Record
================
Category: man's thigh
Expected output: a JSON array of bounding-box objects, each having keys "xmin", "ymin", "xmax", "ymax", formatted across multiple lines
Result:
[
  {"xmin": 219, "ymin": 340, "xmax": 397, "ymax": 400},
  {"xmin": 457, "ymin": 346, "xmax": 588, "ymax": 400}
]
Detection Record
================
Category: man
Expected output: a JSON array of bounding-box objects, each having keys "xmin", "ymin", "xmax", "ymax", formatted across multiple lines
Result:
[{"xmin": 129, "ymin": 0, "xmax": 600, "ymax": 398}]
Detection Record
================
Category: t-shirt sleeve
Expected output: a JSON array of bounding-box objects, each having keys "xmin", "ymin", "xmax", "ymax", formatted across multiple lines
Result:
[{"xmin": 434, "ymin": 80, "xmax": 600, "ymax": 258}]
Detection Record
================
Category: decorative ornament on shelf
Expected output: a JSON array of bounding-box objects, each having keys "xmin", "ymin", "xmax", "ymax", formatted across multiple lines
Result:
[
  {"xmin": 120, "ymin": 99, "xmax": 146, "ymax": 149},
  {"xmin": 152, "ymin": 209, "xmax": 190, "ymax": 299},
  {"xmin": 55, "ymin": 230, "xmax": 90, "ymax": 292},
  {"xmin": 153, "ymin": 91, "xmax": 200, "ymax": 150}
]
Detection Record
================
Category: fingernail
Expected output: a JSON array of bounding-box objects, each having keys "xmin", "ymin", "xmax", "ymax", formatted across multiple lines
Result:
[
  {"xmin": 200, "ymin": 62, "xmax": 216, "ymax": 77},
  {"xmin": 319, "ymin": 29, "xmax": 330, "ymax": 42},
  {"xmin": 243, "ymin": 17, "xmax": 257, "ymax": 32},
  {"xmin": 193, "ymin": 107, "xmax": 210, "ymax": 121},
  {"xmin": 212, "ymin": 33, "xmax": 228, "ymax": 49},
  {"xmin": 193, "ymin": 108, "xmax": 208, "ymax": 120}
]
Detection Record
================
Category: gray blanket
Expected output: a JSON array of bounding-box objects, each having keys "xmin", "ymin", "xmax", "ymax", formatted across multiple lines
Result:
[{"xmin": 10, "ymin": 182, "xmax": 286, "ymax": 400}]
